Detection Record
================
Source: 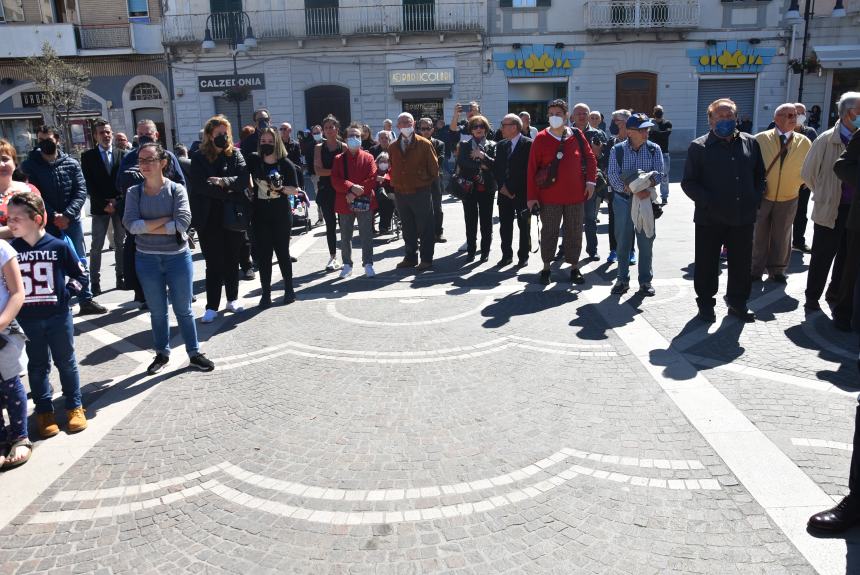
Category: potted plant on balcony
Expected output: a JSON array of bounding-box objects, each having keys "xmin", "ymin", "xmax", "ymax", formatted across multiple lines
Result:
[
  {"xmin": 788, "ymin": 54, "xmax": 821, "ymax": 75},
  {"xmin": 223, "ymin": 85, "xmax": 252, "ymax": 103}
]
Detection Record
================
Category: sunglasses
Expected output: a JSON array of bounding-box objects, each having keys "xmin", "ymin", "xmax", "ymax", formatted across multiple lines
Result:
[{"xmin": 139, "ymin": 157, "xmax": 162, "ymax": 165}]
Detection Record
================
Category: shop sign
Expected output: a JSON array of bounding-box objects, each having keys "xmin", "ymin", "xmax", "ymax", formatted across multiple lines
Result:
[
  {"xmin": 197, "ymin": 74, "xmax": 266, "ymax": 92},
  {"xmin": 493, "ymin": 45, "xmax": 583, "ymax": 78},
  {"xmin": 21, "ymin": 92, "xmax": 48, "ymax": 107},
  {"xmin": 389, "ymin": 69, "xmax": 455, "ymax": 86},
  {"xmin": 687, "ymin": 41, "xmax": 777, "ymax": 74}
]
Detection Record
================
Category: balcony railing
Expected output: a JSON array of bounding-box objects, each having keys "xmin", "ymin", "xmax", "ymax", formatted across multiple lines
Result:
[
  {"xmin": 163, "ymin": 3, "xmax": 483, "ymax": 44},
  {"xmin": 76, "ymin": 24, "xmax": 132, "ymax": 49},
  {"xmin": 584, "ymin": 0, "xmax": 699, "ymax": 29}
]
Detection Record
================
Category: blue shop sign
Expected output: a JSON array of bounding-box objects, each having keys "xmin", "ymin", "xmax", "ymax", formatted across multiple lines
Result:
[
  {"xmin": 493, "ymin": 45, "xmax": 583, "ymax": 78},
  {"xmin": 687, "ymin": 40, "xmax": 777, "ymax": 74}
]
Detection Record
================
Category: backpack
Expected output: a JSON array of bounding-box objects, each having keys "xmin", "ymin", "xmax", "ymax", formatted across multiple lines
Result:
[{"xmin": 613, "ymin": 139, "xmax": 660, "ymax": 171}]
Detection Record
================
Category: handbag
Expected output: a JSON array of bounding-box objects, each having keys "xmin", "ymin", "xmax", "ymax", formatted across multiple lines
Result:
[
  {"xmin": 223, "ymin": 195, "xmax": 251, "ymax": 232},
  {"xmin": 535, "ymin": 131, "xmax": 567, "ymax": 189},
  {"xmin": 342, "ymin": 152, "xmax": 374, "ymax": 213}
]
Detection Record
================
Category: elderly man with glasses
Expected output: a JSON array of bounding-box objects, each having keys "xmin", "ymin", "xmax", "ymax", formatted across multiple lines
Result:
[{"xmin": 416, "ymin": 117, "xmax": 447, "ymax": 243}]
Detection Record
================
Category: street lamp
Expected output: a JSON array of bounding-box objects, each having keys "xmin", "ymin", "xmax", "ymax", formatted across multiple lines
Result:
[
  {"xmin": 786, "ymin": 0, "xmax": 845, "ymax": 102},
  {"xmin": 201, "ymin": 11, "xmax": 257, "ymax": 127}
]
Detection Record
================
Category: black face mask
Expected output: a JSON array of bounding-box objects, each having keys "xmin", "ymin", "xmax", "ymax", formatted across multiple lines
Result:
[
  {"xmin": 260, "ymin": 144, "xmax": 275, "ymax": 156},
  {"xmin": 653, "ymin": 110, "xmax": 664, "ymax": 119},
  {"xmin": 39, "ymin": 139, "xmax": 58, "ymax": 155},
  {"xmin": 138, "ymin": 135, "xmax": 154, "ymax": 145},
  {"xmin": 609, "ymin": 123, "xmax": 620, "ymax": 136},
  {"xmin": 213, "ymin": 134, "xmax": 229, "ymax": 149}
]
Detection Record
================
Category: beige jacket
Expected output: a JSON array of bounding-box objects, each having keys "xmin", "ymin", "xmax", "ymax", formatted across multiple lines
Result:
[
  {"xmin": 802, "ymin": 125, "xmax": 848, "ymax": 229},
  {"xmin": 755, "ymin": 129, "xmax": 811, "ymax": 202}
]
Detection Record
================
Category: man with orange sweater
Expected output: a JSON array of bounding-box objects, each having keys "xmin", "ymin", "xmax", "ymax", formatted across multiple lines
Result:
[
  {"xmin": 527, "ymin": 99, "xmax": 597, "ymax": 285},
  {"xmin": 387, "ymin": 112, "xmax": 439, "ymax": 271}
]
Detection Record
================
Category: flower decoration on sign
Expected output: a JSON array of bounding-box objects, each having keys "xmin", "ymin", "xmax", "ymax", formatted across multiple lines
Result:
[
  {"xmin": 787, "ymin": 55, "xmax": 820, "ymax": 75},
  {"xmin": 223, "ymin": 85, "xmax": 251, "ymax": 103}
]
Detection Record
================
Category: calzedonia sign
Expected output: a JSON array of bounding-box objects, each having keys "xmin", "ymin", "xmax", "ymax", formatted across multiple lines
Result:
[{"xmin": 198, "ymin": 74, "xmax": 266, "ymax": 92}]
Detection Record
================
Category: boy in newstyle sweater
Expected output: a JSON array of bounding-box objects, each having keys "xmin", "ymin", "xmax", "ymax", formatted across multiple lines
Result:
[{"xmin": 7, "ymin": 191, "xmax": 88, "ymax": 438}]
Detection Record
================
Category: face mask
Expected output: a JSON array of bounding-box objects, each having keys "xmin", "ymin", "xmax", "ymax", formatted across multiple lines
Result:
[
  {"xmin": 347, "ymin": 136, "xmax": 361, "ymax": 150},
  {"xmin": 138, "ymin": 135, "xmax": 154, "ymax": 145},
  {"xmin": 39, "ymin": 139, "xmax": 57, "ymax": 155},
  {"xmin": 796, "ymin": 114, "xmax": 807, "ymax": 126},
  {"xmin": 257, "ymin": 118, "xmax": 269, "ymax": 130},
  {"xmin": 714, "ymin": 119, "xmax": 737, "ymax": 138},
  {"xmin": 213, "ymin": 134, "xmax": 228, "ymax": 149},
  {"xmin": 852, "ymin": 116, "xmax": 860, "ymax": 130},
  {"xmin": 653, "ymin": 110, "xmax": 664, "ymax": 119},
  {"xmin": 377, "ymin": 162, "xmax": 389, "ymax": 171},
  {"xmin": 400, "ymin": 127, "xmax": 414, "ymax": 138},
  {"xmin": 313, "ymin": 133, "xmax": 323, "ymax": 142},
  {"xmin": 548, "ymin": 116, "xmax": 565, "ymax": 129},
  {"xmin": 260, "ymin": 144, "xmax": 275, "ymax": 156},
  {"xmin": 609, "ymin": 122, "xmax": 619, "ymax": 135}
]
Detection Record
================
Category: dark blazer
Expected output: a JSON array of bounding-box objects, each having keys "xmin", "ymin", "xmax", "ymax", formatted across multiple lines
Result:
[
  {"xmin": 456, "ymin": 138, "xmax": 497, "ymax": 193},
  {"xmin": 189, "ymin": 149, "xmax": 249, "ymax": 229},
  {"xmin": 835, "ymin": 131, "xmax": 860, "ymax": 231},
  {"xmin": 81, "ymin": 145, "xmax": 124, "ymax": 215},
  {"xmin": 493, "ymin": 135, "xmax": 532, "ymax": 211}
]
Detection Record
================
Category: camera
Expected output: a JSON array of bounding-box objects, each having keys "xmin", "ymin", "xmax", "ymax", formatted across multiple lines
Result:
[
  {"xmin": 459, "ymin": 103, "xmax": 472, "ymax": 114},
  {"xmin": 267, "ymin": 168, "xmax": 283, "ymax": 191},
  {"xmin": 519, "ymin": 203, "xmax": 540, "ymax": 217}
]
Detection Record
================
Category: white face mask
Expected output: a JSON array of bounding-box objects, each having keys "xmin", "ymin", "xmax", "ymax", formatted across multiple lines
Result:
[
  {"xmin": 313, "ymin": 133, "xmax": 323, "ymax": 142},
  {"xmin": 377, "ymin": 162, "xmax": 389, "ymax": 171},
  {"xmin": 797, "ymin": 114, "xmax": 807, "ymax": 126},
  {"xmin": 400, "ymin": 127, "xmax": 414, "ymax": 138},
  {"xmin": 548, "ymin": 116, "xmax": 565, "ymax": 129}
]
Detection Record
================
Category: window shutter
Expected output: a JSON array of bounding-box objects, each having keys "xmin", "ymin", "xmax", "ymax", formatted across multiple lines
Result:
[
  {"xmin": 500, "ymin": 0, "xmax": 513, "ymax": 6},
  {"xmin": 536, "ymin": 0, "xmax": 551, "ymax": 6}
]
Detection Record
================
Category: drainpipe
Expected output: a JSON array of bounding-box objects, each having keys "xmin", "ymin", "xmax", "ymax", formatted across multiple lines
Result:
[
  {"xmin": 786, "ymin": 22, "xmax": 797, "ymax": 101},
  {"xmin": 165, "ymin": 47, "xmax": 178, "ymax": 149}
]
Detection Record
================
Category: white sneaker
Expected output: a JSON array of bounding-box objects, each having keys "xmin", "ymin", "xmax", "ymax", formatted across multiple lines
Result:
[
  {"xmin": 364, "ymin": 264, "xmax": 376, "ymax": 277},
  {"xmin": 339, "ymin": 264, "xmax": 353, "ymax": 278},
  {"xmin": 200, "ymin": 308, "xmax": 218, "ymax": 323},
  {"xmin": 325, "ymin": 257, "xmax": 340, "ymax": 271},
  {"xmin": 226, "ymin": 300, "xmax": 244, "ymax": 313},
  {"xmin": 457, "ymin": 242, "xmax": 468, "ymax": 252}
]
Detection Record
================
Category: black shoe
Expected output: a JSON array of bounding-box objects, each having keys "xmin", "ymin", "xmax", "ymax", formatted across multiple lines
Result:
[
  {"xmin": 259, "ymin": 294, "xmax": 272, "ymax": 309},
  {"xmin": 639, "ymin": 283, "xmax": 656, "ymax": 296},
  {"xmin": 697, "ymin": 308, "xmax": 716, "ymax": 323},
  {"xmin": 479, "ymin": 253, "xmax": 490, "ymax": 263},
  {"xmin": 91, "ymin": 283, "xmax": 102, "ymax": 296},
  {"xmin": 115, "ymin": 277, "xmax": 126, "ymax": 291},
  {"xmin": 586, "ymin": 252, "xmax": 598, "ymax": 261},
  {"xmin": 516, "ymin": 257, "xmax": 528, "ymax": 268},
  {"xmin": 808, "ymin": 496, "xmax": 860, "ymax": 532},
  {"xmin": 570, "ymin": 268, "xmax": 585, "ymax": 285},
  {"xmin": 242, "ymin": 268, "xmax": 256, "ymax": 281},
  {"xmin": 538, "ymin": 270, "xmax": 551, "ymax": 285},
  {"xmin": 466, "ymin": 251, "xmax": 476, "ymax": 262},
  {"xmin": 290, "ymin": 256, "xmax": 298, "ymax": 263},
  {"xmin": 727, "ymin": 305, "xmax": 755, "ymax": 322},
  {"xmin": 146, "ymin": 353, "xmax": 169, "ymax": 375},
  {"xmin": 770, "ymin": 273, "xmax": 788, "ymax": 284},
  {"xmin": 804, "ymin": 299, "xmax": 821, "ymax": 312},
  {"xmin": 793, "ymin": 243, "xmax": 812, "ymax": 253},
  {"xmin": 436, "ymin": 235, "xmax": 448, "ymax": 243},
  {"xmin": 188, "ymin": 353, "xmax": 215, "ymax": 372},
  {"xmin": 139, "ymin": 302, "xmax": 149, "ymax": 311},
  {"xmin": 283, "ymin": 293, "xmax": 297, "ymax": 305},
  {"xmin": 611, "ymin": 281, "xmax": 629, "ymax": 295},
  {"xmin": 497, "ymin": 257, "xmax": 513, "ymax": 267},
  {"xmin": 661, "ymin": 198, "xmax": 668, "ymax": 206},
  {"xmin": 78, "ymin": 300, "xmax": 108, "ymax": 315}
]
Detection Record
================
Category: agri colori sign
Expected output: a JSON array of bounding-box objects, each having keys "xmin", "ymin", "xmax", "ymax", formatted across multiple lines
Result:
[{"xmin": 198, "ymin": 74, "xmax": 266, "ymax": 92}]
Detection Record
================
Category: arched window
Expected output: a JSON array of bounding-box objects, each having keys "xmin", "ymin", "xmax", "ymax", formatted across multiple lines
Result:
[{"xmin": 131, "ymin": 83, "xmax": 162, "ymax": 101}]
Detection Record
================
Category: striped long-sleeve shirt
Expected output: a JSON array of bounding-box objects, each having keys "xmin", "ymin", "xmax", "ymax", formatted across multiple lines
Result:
[{"xmin": 607, "ymin": 140, "xmax": 664, "ymax": 194}]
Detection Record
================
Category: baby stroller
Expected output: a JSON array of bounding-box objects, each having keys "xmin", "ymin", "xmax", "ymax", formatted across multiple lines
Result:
[{"xmin": 290, "ymin": 189, "xmax": 312, "ymax": 233}]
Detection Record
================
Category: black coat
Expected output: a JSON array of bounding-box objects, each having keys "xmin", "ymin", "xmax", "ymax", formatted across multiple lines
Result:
[
  {"xmin": 81, "ymin": 146, "xmax": 125, "ymax": 215},
  {"xmin": 493, "ymin": 136, "xmax": 532, "ymax": 211},
  {"xmin": 189, "ymin": 149, "xmax": 249, "ymax": 229},
  {"xmin": 20, "ymin": 150, "xmax": 87, "ymax": 231},
  {"xmin": 835, "ymin": 131, "xmax": 860, "ymax": 231},
  {"xmin": 455, "ymin": 138, "xmax": 497, "ymax": 193},
  {"xmin": 681, "ymin": 131, "xmax": 765, "ymax": 227}
]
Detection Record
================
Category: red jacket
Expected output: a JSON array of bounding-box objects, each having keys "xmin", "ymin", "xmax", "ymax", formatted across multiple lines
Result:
[
  {"xmin": 527, "ymin": 128, "xmax": 597, "ymax": 205},
  {"xmin": 331, "ymin": 148, "xmax": 378, "ymax": 215}
]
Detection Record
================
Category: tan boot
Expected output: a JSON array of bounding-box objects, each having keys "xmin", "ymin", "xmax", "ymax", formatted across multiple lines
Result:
[
  {"xmin": 66, "ymin": 407, "xmax": 88, "ymax": 433},
  {"xmin": 36, "ymin": 412, "xmax": 60, "ymax": 438}
]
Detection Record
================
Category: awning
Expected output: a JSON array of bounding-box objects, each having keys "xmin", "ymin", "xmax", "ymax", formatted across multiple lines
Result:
[
  {"xmin": 391, "ymin": 85, "xmax": 452, "ymax": 99},
  {"xmin": 813, "ymin": 45, "xmax": 860, "ymax": 69}
]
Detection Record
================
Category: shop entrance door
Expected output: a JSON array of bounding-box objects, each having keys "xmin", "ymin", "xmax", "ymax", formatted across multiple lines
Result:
[
  {"xmin": 828, "ymin": 69, "xmax": 860, "ymax": 128},
  {"xmin": 305, "ymin": 85, "xmax": 350, "ymax": 129},
  {"xmin": 616, "ymin": 72, "xmax": 657, "ymax": 115}
]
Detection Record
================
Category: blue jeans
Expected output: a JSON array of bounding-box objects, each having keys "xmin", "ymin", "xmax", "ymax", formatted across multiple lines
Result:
[
  {"xmin": 0, "ymin": 376, "xmax": 28, "ymax": 443},
  {"xmin": 19, "ymin": 312, "xmax": 81, "ymax": 414},
  {"xmin": 61, "ymin": 219, "xmax": 93, "ymax": 301},
  {"xmin": 660, "ymin": 153, "xmax": 670, "ymax": 202},
  {"xmin": 135, "ymin": 250, "xmax": 200, "ymax": 357},
  {"xmin": 613, "ymin": 193, "xmax": 655, "ymax": 285},
  {"xmin": 584, "ymin": 193, "xmax": 599, "ymax": 256}
]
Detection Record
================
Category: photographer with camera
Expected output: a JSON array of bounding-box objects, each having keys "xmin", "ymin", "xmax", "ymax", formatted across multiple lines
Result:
[
  {"xmin": 246, "ymin": 127, "xmax": 300, "ymax": 307},
  {"xmin": 527, "ymin": 99, "xmax": 597, "ymax": 285},
  {"xmin": 331, "ymin": 122, "xmax": 378, "ymax": 278},
  {"xmin": 493, "ymin": 113, "xmax": 533, "ymax": 267}
]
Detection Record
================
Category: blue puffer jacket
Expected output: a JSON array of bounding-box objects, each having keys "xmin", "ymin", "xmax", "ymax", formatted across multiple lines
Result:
[{"xmin": 21, "ymin": 149, "xmax": 88, "ymax": 225}]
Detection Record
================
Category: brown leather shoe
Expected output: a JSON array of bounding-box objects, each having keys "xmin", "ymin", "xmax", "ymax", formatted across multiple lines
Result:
[
  {"xmin": 417, "ymin": 261, "xmax": 433, "ymax": 271},
  {"xmin": 36, "ymin": 412, "xmax": 60, "ymax": 438},
  {"xmin": 66, "ymin": 407, "xmax": 88, "ymax": 433},
  {"xmin": 395, "ymin": 259, "xmax": 418, "ymax": 269}
]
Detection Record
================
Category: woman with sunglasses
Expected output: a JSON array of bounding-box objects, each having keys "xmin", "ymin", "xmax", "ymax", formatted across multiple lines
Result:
[
  {"xmin": 313, "ymin": 115, "xmax": 345, "ymax": 272},
  {"xmin": 455, "ymin": 115, "xmax": 497, "ymax": 262}
]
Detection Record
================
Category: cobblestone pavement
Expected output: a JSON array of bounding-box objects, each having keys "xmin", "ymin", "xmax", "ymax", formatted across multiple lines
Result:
[{"xmin": 0, "ymin": 185, "xmax": 858, "ymax": 574}]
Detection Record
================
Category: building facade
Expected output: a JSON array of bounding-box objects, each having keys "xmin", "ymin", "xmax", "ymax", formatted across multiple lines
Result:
[
  {"xmin": 163, "ymin": 0, "xmax": 488, "ymax": 147},
  {"xmin": 0, "ymin": 0, "xmax": 172, "ymax": 156}
]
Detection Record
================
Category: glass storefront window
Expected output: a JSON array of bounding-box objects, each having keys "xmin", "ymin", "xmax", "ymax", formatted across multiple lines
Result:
[{"xmin": 0, "ymin": 119, "xmax": 41, "ymax": 159}]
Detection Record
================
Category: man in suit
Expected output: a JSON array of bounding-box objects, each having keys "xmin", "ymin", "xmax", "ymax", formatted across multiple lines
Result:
[
  {"xmin": 417, "ymin": 117, "xmax": 447, "ymax": 243},
  {"xmin": 493, "ymin": 113, "xmax": 533, "ymax": 267},
  {"xmin": 81, "ymin": 118, "xmax": 125, "ymax": 295}
]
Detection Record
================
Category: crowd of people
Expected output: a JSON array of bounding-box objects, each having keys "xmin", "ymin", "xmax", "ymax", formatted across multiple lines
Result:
[{"xmin": 0, "ymin": 92, "xmax": 859, "ymax": 483}]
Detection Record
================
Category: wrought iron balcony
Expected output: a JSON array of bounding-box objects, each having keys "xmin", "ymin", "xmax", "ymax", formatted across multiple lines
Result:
[
  {"xmin": 163, "ymin": 3, "xmax": 483, "ymax": 45},
  {"xmin": 584, "ymin": 0, "xmax": 700, "ymax": 30}
]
